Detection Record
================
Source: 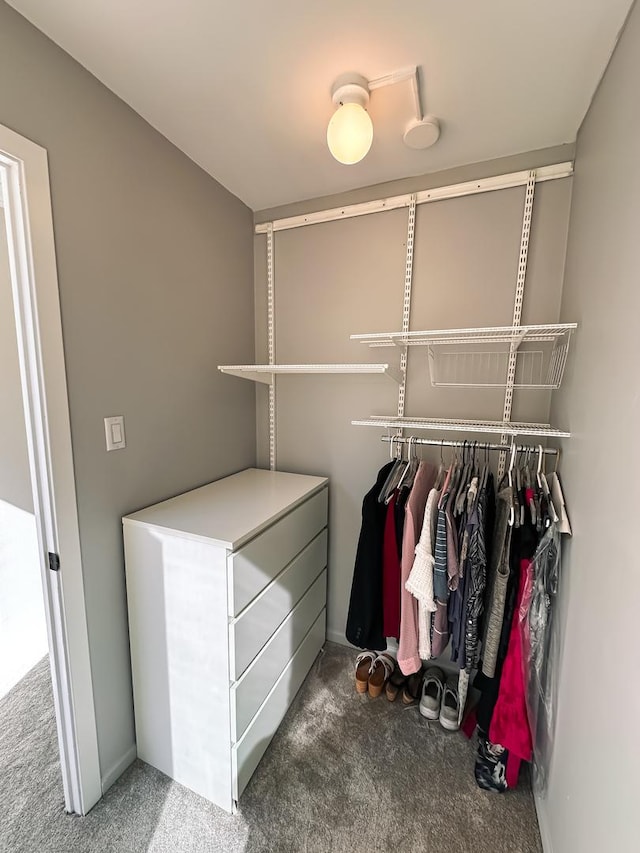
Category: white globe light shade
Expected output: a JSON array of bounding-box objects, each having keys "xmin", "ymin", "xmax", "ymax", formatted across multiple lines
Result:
[{"xmin": 327, "ymin": 102, "xmax": 373, "ymax": 165}]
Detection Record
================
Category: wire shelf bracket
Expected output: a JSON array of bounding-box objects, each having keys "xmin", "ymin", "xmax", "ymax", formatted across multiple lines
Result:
[
  {"xmin": 498, "ymin": 170, "xmax": 535, "ymax": 478},
  {"xmin": 396, "ymin": 194, "xmax": 416, "ymax": 434},
  {"xmin": 266, "ymin": 223, "xmax": 276, "ymax": 470}
]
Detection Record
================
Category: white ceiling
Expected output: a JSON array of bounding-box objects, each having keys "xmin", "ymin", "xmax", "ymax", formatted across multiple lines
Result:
[{"xmin": 7, "ymin": 0, "xmax": 633, "ymax": 211}]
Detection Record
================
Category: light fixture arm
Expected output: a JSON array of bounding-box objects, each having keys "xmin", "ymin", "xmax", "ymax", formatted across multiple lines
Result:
[
  {"xmin": 326, "ymin": 64, "xmax": 439, "ymax": 163},
  {"xmin": 368, "ymin": 66, "xmax": 423, "ymax": 122}
]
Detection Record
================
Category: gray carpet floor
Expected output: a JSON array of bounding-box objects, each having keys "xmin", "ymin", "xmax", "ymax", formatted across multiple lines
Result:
[{"xmin": 0, "ymin": 645, "xmax": 542, "ymax": 853}]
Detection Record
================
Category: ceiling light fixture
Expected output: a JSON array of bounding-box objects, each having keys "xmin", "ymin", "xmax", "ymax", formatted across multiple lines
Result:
[
  {"xmin": 327, "ymin": 74, "xmax": 373, "ymax": 165},
  {"xmin": 327, "ymin": 66, "xmax": 440, "ymax": 165}
]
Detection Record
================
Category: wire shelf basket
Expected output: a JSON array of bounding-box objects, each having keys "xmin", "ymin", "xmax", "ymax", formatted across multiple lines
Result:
[
  {"xmin": 351, "ymin": 323, "xmax": 575, "ymax": 390},
  {"xmin": 427, "ymin": 332, "xmax": 572, "ymax": 389},
  {"xmin": 428, "ymin": 343, "xmax": 565, "ymax": 389}
]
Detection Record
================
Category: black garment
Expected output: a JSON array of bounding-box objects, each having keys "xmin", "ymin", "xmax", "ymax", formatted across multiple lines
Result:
[
  {"xmin": 474, "ymin": 512, "xmax": 538, "ymax": 733},
  {"xmin": 345, "ymin": 462, "xmax": 394, "ymax": 651}
]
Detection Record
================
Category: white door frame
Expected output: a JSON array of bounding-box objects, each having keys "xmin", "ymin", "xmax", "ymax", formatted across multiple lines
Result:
[{"xmin": 0, "ymin": 123, "xmax": 102, "ymax": 815}]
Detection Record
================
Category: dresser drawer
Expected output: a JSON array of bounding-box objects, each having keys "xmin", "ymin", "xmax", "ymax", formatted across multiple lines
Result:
[
  {"xmin": 228, "ymin": 487, "xmax": 328, "ymax": 616},
  {"xmin": 231, "ymin": 570, "xmax": 326, "ymax": 741},
  {"xmin": 232, "ymin": 609, "xmax": 326, "ymax": 800},
  {"xmin": 229, "ymin": 530, "xmax": 327, "ymax": 679}
]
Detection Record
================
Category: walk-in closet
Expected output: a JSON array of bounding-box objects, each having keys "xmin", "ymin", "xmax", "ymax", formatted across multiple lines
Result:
[{"xmin": 1, "ymin": 2, "xmax": 638, "ymax": 852}]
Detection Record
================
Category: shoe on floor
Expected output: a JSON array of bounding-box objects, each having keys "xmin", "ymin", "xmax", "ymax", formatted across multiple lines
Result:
[
  {"xmin": 354, "ymin": 651, "xmax": 377, "ymax": 694},
  {"xmin": 401, "ymin": 668, "xmax": 424, "ymax": 705},
  {"xmin": 368, "ymin": 653, "xmax": 395, "ymax": 698},
  {"xmin": 439, "ymin": 674, "xmax": 460, "ymax": 731},
  {"xmin": 385, "ymin": 665, "xmax": 408, "ymax": 702},
  {"xmin": 419, "ymin": 667, "xmax": 445, "ymax": 720}
]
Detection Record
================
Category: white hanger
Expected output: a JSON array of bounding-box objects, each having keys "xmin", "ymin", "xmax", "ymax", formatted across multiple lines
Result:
[
  {"xmin": 507, "ymin": 441, "xmax": 517, "ymax": 527},
  {"xmin": 396, "ymin": 436, "xmax": 415, "ymax": 489},
  {"xmin": 536, "ymin": 444, "xmax": 544, "ymax": 489}
]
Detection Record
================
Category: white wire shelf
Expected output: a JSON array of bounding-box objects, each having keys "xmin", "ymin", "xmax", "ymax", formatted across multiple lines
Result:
[
  {"xmin": 350, "ymin": 323, "xmax": 577, "ymax": 348},
  {"xmin": 352, "ymin": 323, "xmax": 576, "ymax": 390},
  {"xmin": 351, "ymin": 415, "xmax": 570, "ymax": 438},
  {"xmin": 218, "ymin": 364, "xmax": 402, "ymax": 385}
]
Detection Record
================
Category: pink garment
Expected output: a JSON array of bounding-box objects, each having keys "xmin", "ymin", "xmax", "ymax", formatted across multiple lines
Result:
[
  {"xmin": 489, "ymin": 559, "xmax": 533, "ymax": 765},
  {"xmin": 398, "ymin": 461, "xmax": 437, "ymax": 675}
]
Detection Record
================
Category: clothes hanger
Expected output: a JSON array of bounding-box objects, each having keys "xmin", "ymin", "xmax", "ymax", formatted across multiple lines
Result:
[
  {"xmin": 466, "ymin": 442, "xmax": 480, "ymax": 513},
  {"xmin": 507, "ymin": 441, "xmax": 517, "ymax": 527},
  {"xmin": 513, "ymin": 448, "xmax": 523, "ymax": 527},
  {"xmin": 546, "ymin": 449, "xmax": 561, "ymax": 524},
  {"xmin": 448, "ymin": 441, "xmax": 462, "ymax": 496},
  {"xmin": 536, "ymin": 444, "xmax": 544, "ymax": 491},
  {"xmin": 397, "ymin": 436, "xmax": 418, "ymax": 490},
  {"xmin": 454, "ymin": 440, "xmax": 471, "ymax": 515},
  {"xmin": 434, "ymin": 440, "xmax": 446, "ymax": 491},
  {"xmin": 480, "ymin": 442, "xmax": 490, "ymax": 492},
  {"xmin": 526, "ymin": 447, "xmax": 538, "ymax": 528},
  {"xmin": 383, "ymin": 439, "xmax": 408, "ymax": 503},
  {"xmin": 378, "ymin": 435, "xmax": 403, "ymax": 503}
]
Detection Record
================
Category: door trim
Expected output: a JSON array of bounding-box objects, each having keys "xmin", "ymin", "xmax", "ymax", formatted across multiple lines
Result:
[{"xmin": 0, "ymin": 123, "xmax": 102, "ymax": 815}]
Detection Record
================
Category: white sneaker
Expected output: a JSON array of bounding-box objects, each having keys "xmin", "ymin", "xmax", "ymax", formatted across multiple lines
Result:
[
  {"xmin": 419, "ymin": 667, "xmax": 444, "ymax": 720},
  {"xmin": 439, "ymin": 675, "xmax": 460, "ymax": 731}
]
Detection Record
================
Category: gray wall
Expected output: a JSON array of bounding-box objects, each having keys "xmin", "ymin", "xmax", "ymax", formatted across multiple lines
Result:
[
  {"xmin": 254, "ymin": 154, "xmax": 572, "ymax": 648},
  {"xmin": 542, "ymin": 3, "xmax": 640, "ymax": 851},
  {"xmin": 0, "ymin": 208, "xmax": 34, "ymax": 513},
  {"xmin": 0, "ymin": 1, "xmax": 256, "ymax": 784}
]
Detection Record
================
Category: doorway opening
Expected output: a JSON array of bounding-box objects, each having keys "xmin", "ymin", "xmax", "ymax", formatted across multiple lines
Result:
[{"xmin": 0, "ymin": 124, "xmax": 101, "ymax": 817}]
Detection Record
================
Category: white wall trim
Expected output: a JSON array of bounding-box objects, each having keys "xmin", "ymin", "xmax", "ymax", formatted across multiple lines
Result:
[
  {"xmin": 0, "ymin": 123, "xmax": 102, "ymax": 815},
  {"xmin": 326, "ymin": 628, "xmax": 353, "ymax": 648},
  {"xmin": 255, "ymin": 162, "xmax": 573, "ymax": 234},
  {"xmin": 101, "ymin": 744, "xmax": 137, "ymax": 794}
]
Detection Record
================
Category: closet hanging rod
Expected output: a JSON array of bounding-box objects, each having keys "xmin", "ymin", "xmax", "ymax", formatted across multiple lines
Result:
[{"xmin": 380, "ymin": 435, "xmax": 559, "ymax": 456}]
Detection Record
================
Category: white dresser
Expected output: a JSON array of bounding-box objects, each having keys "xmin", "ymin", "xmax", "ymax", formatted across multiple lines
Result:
[{"xmin": 123, "ymin": 467, "xmax": 328, "ymax": 813}]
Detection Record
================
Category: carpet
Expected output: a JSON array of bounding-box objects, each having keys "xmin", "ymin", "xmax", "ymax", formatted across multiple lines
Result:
[{"xmin": 0, "ymin": 645, "xmax": 542, "ymax": 853}]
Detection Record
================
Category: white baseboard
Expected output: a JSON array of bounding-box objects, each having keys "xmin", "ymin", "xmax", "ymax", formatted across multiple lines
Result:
[
  {"xmin": 326, "ymin": 628, "xmax": 353, "ymax": 647},
  {"xmin": 101, "ymin": 744, "xmax": 137, "ymax": 793},
  {"xmin": 534, "ymin": 791, "xmax": 553, "ymax": 853},
  {"xmin": 325, "ymin": 629, "xmax": 403, "ymax": 655}
]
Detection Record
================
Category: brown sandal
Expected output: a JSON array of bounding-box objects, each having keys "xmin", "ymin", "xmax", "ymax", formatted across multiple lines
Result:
[
  {"xmin": 368, "ymin": 653, "xmax": 395, "ymax": 698},
  {"xmin": 401, "ymin": 668, "xmax": 424, "ymax": 705},
  {"xmin": 354, "ymin": 651, "xmax": 377, "ymax": 694},
  {"xmin": 385, "ymin": 665, "xmax": 408, "ymax": 702}
]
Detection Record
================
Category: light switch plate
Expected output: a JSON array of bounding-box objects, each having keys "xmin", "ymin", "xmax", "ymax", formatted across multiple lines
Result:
[{"xmin": 104, "ymin": 416, "xmax": 126, "ymax": 451}]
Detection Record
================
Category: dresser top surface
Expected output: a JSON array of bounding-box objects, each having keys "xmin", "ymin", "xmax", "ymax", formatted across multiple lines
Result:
[{"xmin": 123, "ymin": 468, "xmax": 328, "ymax": 549}]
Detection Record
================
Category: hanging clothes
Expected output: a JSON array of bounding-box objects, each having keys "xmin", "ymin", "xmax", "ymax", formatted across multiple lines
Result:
[
  {"xmin": 405, "ymin": 485, "xmax": 441, "ymax": 660},
  {"xmin": 464, "ymin": 474, "xmax": 495, "ymax": 672},
  {"xmin": 382, "ymin": 492, "xmax": 402, "ymax": 639},
  {"xmin": 472, "ymin": 479, "xmax": 540, "ymax": 791},
  {"xmin": 489, "ymin": 558, "xmax": 534, "ymax": 769},
  {"xmin": 481, "ymin": 486, "xmax": 513, "ymax": 677},
  {"xmin": 345, "ymin": 461, "xmax": 394, "ymax": 651},
  {"xmin": 397, "ymin": 461, "xmax": 437, "ymax": 675},
  {"xmin": 449, "ymin": 494, "xmax": 476, "ymax": 668},
  {"xmin": 519, "ymin": 522, "xmax": 562, "ymax": 792}
]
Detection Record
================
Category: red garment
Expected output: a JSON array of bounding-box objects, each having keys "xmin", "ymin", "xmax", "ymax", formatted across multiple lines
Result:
[
  {"xmin": 489, "ymin": 559, "xmax": 533, "ymax": 765},
  {"xmin": 382, "ymin": 493, "xmax": 401, "ymax": 639}
]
